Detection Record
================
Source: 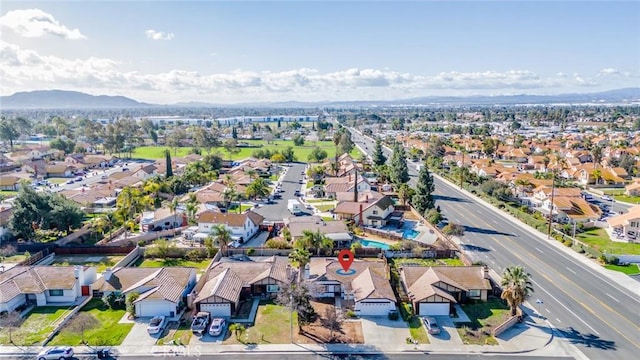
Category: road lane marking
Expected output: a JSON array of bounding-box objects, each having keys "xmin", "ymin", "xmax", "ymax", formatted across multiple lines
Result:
[
  {"xmin": 605, "ymin": 293, "xmax": 620, "ymax": 303},
  {"xmin": 489, "ymin": 246, "xmax": 496, "ymax": 251},
  {"xmin": 556, "ymin": 317, "xmax": 561, "ymax": 323},
  {"xmin": 535, "ymin": 247, "xmax": 544, "ymax": 253},
  {"xmin": 546, "ymin": 308, "xmax": 551, "ymax": 313},
  {"xmin": 531, "ymin": 279, "xmax": 600, "ymax": 335},
  {"xmin": 565, "ymin": 267, "xmax": 577, "ymax": 275}
]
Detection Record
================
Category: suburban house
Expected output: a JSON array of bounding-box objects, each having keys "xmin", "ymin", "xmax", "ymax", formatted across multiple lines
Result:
[
  {"xmin": 132, "ymin": 164, "xmax": 158, "ymax": 180},
  {"xmin": 92, "ymin": 267, "xmax": 197, "ymax": 318},
  {"xmin": 324, "ymin": 174, "xmax": 372, "ymax": 199},
  {"xmin": 400, "ymin": 266, "xmax": 492, "ymax": 316},
  {"xmin": 140, "ymin": 207, "xmax": 187, "ymax": 232},
  {"xmin": 0, "ymin": 266, "xmax": 97, "ymax": 313},
  {"xmin": 45, "ymin": 164, "xmax": 78, "ymax": 178},
  {"xmin": 541, "ymin": 196, "xmax": 602, "ymax": 223},
  {"xmin": 196, "ymin": 210, "xmax": 264, "ymax": 244},
  {"xmin": 0, "ymin": 205, "xmax": 13, "ymax": 241},
  {"xmin": 285, "ymin": 216, "xmax": 352, "ymax": 247},
  {"xmin": 306, "ymin": 258, "xmax": 397, "ymax": 316},
  {"xmin": 625, "ymin": 181, "xmax": 640, "ymax": 197},
  {"xmin": 193, "ymin": 256, "xmax": 290, "ymax": 317},
  {"xmin": 607, "ymin": 206, "xmax": 640, "ymax": 242},
  {"xmin": 0, "ymin": 175, "xmax": 21, "ymax": 191},
  {"xmin": 334, "ymin": 195, "xmax": 395, "ymax": 227}
]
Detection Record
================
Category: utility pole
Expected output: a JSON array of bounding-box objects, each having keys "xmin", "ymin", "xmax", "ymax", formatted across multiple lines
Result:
[
  {"xmin": 547, "ymin": 168, "xmax": 557, "ymax": 239},
  {"xmin": 459, "ymin": 151, "xmax": 465, "ymax": 189}
]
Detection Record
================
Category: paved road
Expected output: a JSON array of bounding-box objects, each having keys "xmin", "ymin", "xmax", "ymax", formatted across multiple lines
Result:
[
  {"xmin": 349, "ymin": 129, "xmax": 640, "ymax": 360},
  {"xmin": 252, "ymin": 163, "xmax": 311, "ymax": 221},
  {"xmin": 60, "ymin": 354, "xmax": 574, "ymax": 360}
]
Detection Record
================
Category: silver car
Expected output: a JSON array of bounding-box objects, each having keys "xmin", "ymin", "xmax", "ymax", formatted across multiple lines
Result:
[
  {"xmin": 147, "ymin": 315, "xmax": 167, "ymax": 335},
  {"xmin": 423, "ymin": 316, "xmax": 441, "ymax": 335},
  {"xmin": 37, "ymin": 347, "xmax": 74, "ymax": 360},
  {"xmin": 208, "ymin": 318, "xmax": 226, "ymax": 336}
]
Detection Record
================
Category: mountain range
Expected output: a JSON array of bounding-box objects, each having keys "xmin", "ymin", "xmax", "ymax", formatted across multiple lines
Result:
[{"xmin": 1, "ymin": 88, "xmax": 639, "ymax": 109}]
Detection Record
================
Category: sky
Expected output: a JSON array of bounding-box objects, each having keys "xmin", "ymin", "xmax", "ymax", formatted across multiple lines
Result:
[{"xmin": 0, "ymin": 1, "xmax": 639, "ymax": 104}]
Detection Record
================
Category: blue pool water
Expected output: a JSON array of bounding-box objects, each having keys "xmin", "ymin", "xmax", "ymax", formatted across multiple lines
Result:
[
  {"xmin": 403, "ymin": 229, "xmax": 419, "ymax": 239},
  {"xmin": 359, "ymin": 239, "xmax": 391, "ymax": 250}
]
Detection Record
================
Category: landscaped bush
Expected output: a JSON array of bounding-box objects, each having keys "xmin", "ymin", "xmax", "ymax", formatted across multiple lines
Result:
[
  {"xmin": 265, "ymin": 239, "xmax": 292, "ymax": 249},
  {"xmin": 246, "ymin": 247, "xmax": 256, "ymax": 256},
  {"xmin": 185, "ymin": 249, "xmax": 205, "ymax": 261},
  {"xmin": 388, "ymin": 310, "xmax": 399, "ymax": 320},
  {"xmin": 345, "ymin": 310, "xmax": 357, "ymax": 318}
]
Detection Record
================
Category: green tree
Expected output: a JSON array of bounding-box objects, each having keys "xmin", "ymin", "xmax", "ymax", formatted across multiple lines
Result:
[
  {"xmin": 165, "ymin": 149, "xmax": 173, "ymax": 178},
  {"xmin": 397, "ymin": 183, "xmax": 414, "ymax": 206},
  {"xmin": 307, "ymin": 146, "xmax": 328, "ymax": 162},
  {"xmin": 126, "ymin": 292, "xmax": 140, "ymax": 318},
  {"xmin": 292, "ymin": 134, "xmax": 305, "ymax": 146},
  {"xmin": 229, "ymin": 323, "xmax": 245, "ymax": 341},
  {"xmin": 298, "ymin": 229, "xmax": 333, "ymax": 256},
  {"xmin": 281, "ymin": 146, "xmax": 296, "ymax": 163},
  {"xmin": 412, "ymin": 162, "xmax": 435, "ymax": 214},
  {"xmin": 276, "ymin": 282, "xmax": 317, "ymax": 334},
  {"xmin": 210, "ymin": 224, "xmax": 232, "ymax": 255},
  {"xmin": 49, "ymin": 137, "xmax": 76, "ymax": 154},
  {"xmin": 372, "ymin": 138, "xmax": 387, "ymax": 166},
  {"xmin": 425, "ymin": 208, "xmax": 442, "ymax": 225},
  {"xmin": 390, "ymin": 142, "xmax": 409, "ymax": 187},
  {"xmin": 500, "ymin": 265, "xmax": 534, "ymax": 316},
  {"xmin": 0, "ymin": 117, "xmax": 30, "ymax": 150},
  {"xmin": 288, "ymin": 247, "xmax": 311, "ymax": 283},
  {"xmin": 245, "ymin": 177, "xmax": 270, "ymax": 200}
]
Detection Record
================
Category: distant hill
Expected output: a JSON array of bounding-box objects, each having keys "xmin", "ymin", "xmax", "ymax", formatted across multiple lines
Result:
[{"xmin": 0, "ymin": 90, "xmax": 152, "ymax": 109}]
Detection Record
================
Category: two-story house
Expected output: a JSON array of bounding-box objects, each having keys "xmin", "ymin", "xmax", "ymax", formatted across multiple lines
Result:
[
  {"xmin": 607, "ymin": 205, "xmax": 640, "ymax": 242},
  {"xmin": 334, "ymin": 195, "xmax": 394, "ymax": 227},
  {"xmin": 196, "ymin": 210, "xmax": 264, "ymax": 245}
]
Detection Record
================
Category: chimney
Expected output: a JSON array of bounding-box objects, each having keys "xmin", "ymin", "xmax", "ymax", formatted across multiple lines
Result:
[
  {"xmin": 482, "ymin": 265, "xmax": 489, "ymax": 280},
  {"xmin": 348, "ymin": 173, "xmax": 352, "ymax": 182},
  {"xmin": 104, "ymin": 268, "xmax": 113, "ymax": 281},
  {"xmin": 359, "ymin": 203, "xmax": 364, "ymax": 225}
]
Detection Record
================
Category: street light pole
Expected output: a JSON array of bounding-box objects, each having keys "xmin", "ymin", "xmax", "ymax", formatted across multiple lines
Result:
[{"xmin": 547, "ymin": 168, "xmax": 557, "ymax": 239}]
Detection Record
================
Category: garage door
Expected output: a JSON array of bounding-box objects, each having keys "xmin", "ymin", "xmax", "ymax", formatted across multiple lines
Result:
[
  {"xmin": 418, "ymin": 302, "xmax": 449, "ymax": 316},
  {"xmin": 355, "ymin": 301, "xmax": 396, "ymax": 316},
  {"xmin": 137, "ymin": 301, "xmax": 174, "ymax": 317},
  {"xmin": 200, "ymin": 303, "xmax": 231, "ymax": 317}
]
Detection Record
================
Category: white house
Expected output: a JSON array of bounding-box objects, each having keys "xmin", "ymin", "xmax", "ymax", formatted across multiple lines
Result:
[
  {"xmin": 93, "ymin": 267, "xmax": 196, "ymax": 318},
  {"xmin": 0, "ymin": 266, "xmax": 96, "ymax": 313},
  {"xmin": 132, "ymin": 164, "xmax": 158, "ymax": 180},
  {"xmin": 307, "ymin": 258, "xmax": 396, "ymax": 316},
  {"xmin": 140, "ymin": 207, "xmax": 186, "ymax": 232},
  {"xmin": 607, "ymin": 206, "xmax": 640, "ymax": 242},
  {"xmin": 196, "ymin": 210, "xmax": 264, "ymax": 244}
]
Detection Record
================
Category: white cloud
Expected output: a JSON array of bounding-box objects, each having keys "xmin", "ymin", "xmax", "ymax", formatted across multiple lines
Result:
[
  {"xmin": 0, "ymin": 40, "xmax": 630, "ymax": 103},
  {"xmin": 599, "ymin": 67, "xmax": 620, "ymax": 76},
  {"xmin": 0, "ymin": 9, "xmax": 86, "ymax": 40},
  {"xmin": 145, "ymin": 29, "xmax": 174, "ymax": 40}
]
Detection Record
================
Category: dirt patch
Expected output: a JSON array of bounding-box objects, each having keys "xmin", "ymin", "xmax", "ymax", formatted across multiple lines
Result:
[
  {"xmin": 402, "ymin": 210, "xmax": 419, "ymax": 220},
  {"xmin": 297, "ymin": 300, "xmax": 364, "ymax": 344}
]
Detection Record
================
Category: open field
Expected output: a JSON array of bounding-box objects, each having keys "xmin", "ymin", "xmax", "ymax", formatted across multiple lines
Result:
[
  {"xmin": 576, "ymin": 228, "xmax": 640, "ymax": 255},
  {"xmin": 0, "ymin": 306, "xmax": 69, "ymax": 346},
  {"xmin": 133, "ymin": 140, "xmax": 362, "ymax": 161},
  {"xmin": 50, "ymin": 255, "xmax": 124, "ymax": 273},
  {"xmin": 49, "ymin": 299, "xmax": 133, "ymax": 346}
]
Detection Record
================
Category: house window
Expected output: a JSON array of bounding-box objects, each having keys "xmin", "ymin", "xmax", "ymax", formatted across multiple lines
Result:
[
  {"xmin": 631, "ymin": 221, "xmax": 638, "ymax": 227},
  {"xmin": 468, "ymin": 289, "xmax": 481, "ymax": 298},
  {"xmin": 49, "ymin": 289, "xmax": 64, "ymax": 296},
  {"xmin": 372, "ymin": 210, "xmax": 378, "ymax": 215},
  {"xmin": 266, "ymin": 285, "xmax": 280, "ymax": 293}
]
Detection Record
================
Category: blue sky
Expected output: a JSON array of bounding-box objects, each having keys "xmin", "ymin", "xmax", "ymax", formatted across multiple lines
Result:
[{"xmin": 1, "ymin": 1, "xmax": 638, "ymax": 103}]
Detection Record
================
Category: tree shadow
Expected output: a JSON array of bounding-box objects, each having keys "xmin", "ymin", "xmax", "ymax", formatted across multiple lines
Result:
[
  {"xmin": 462, "ymin": 225, "xmax": 513, "ymax": 236},
  {"xmin": 433, "ymin": 194, "xmax": 470, "ymax": 203},
  {"xmin": 555, "ymin": 326, "xmax": 617, "ymax": 351},
  {"xmin": 461, "ymin": 244, "xmax": 491, "ymax": 253}
]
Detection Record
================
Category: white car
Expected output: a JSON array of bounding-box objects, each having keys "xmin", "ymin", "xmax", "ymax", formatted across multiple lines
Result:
[
  {"xmin": 208, "ymin": 317, "xmax": 226, "ymax": 336},
  {"xmin": 38, "ymin": 347, "xmax": 74, "ymax": 360},
  {"xmin": 147, "ymin": 315, "xmax": 167, "ymax": 335},
  {"xmin": 601, "ymin": 195, "xmax": 614, "ymax": 202}
]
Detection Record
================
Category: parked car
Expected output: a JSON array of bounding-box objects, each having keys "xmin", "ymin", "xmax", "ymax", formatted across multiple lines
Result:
[
  {"xmin": 423, "ymin": 316, "xmax": 440, "ymax": 335},
  {"xmin": 191, "ymin": 311, "xmax": 211, "ymax": 336},
  {"xmin": 601, "ymin": 195, "xmax": 614, "ymax": 202},
  {"xmin": 208, "ymin": 318, "xmax": 226, "ymax": 336},
  {"xmin": 38, "ymin": 347, "xmax": 74, "ymax": 360},
  {"xmin": 101, "ymin": 175, "xmax": 108, "ymax": 180},
  {"xmin": 147, "ymin": 315, "xmax": 167, "ymax": 335},
  {"xmin": 74, "ymin": 176, "xmax": 83, "ymax": 182},
  {"xmin": 66, "ymin": 179, "xmax": 75, "ymax": 185},
  {"xmin": 298, "ymin": 179, "xmax": 304, "ymax": 184}
]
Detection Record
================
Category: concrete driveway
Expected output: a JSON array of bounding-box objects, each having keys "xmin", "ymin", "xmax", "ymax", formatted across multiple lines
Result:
[
  {"xmin": 427, "ymin": 316, "xmax": 463, "ymax": 345},
  {"xmin": 120, "ymin": 317, "xmax": 160, "ymax": 346},
  {"xmin": 360, "ymin": 316, "xmax": 410, "ymax": 350}
]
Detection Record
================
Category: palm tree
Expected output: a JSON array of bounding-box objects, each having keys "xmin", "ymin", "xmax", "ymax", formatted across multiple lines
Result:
[
  {"xmin": 500, "ymin": 265, "xmax": 534, "ymax": 316},
  {"xmin": 289, "ymin": 247, "xmax": 311, "ymax": 283},
  {"xmin": 169, "ymin": 197, "xmax": 180, "ymax": 235},
  {"xmin": 92, "ymin": 215, "xmax": 112, "ymax": 242},
  {"xmin": 397, "ymin": 183, "xmax": 412, "ymax": 206},
  {"xmin": 246, "ymin": 178, "xmax": 270, "ymax": 201},
  {"xmin": 210, "ymin": 224, "xmax": 232, "ymax": 256},
  {"xmin": 592, "ymin": 169, "xmax": 602, "ymax": 185},
  {"xmin": 299, "ymin": 229, "xmax": 333, "ymax": 256},
  {"xmin": 246, "ymin": 169, "xmax": 258, "ymax": 181}
]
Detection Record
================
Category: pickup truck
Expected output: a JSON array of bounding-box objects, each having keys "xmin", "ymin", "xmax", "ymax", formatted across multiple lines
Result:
[{"xmin": 190, "ymin": 312, "xmax": 211, "ymax": 336}]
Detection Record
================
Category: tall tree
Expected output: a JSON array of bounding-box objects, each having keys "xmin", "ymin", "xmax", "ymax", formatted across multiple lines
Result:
[
  {"xmin": 412, "ymin": 161, "xmax": 435, "ymax": 214},
  {"xmin": 164, "ymin": 149, "xmax": 173, "ymax": 178},
  {"xmin": 372, "ymin": 138, "xmax": 387, "ymax": 166},
  {"xmin": 288, "ymin": 247, "xmax": 311, "ymax": 283},
  {"xmin": 276, "ymin": 282, "xmax": 317, "ymax": 334},
  {"xmin": 500, "ymin": 265, "xmax": 534, "ymax": 316},
  {"xmin": 390, "ymin": 141, "xmax": 409, "ymax": 187}
]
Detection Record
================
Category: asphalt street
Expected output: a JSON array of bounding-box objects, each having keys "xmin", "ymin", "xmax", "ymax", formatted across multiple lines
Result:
[
  {"xmin": 24, "ymin": 354, "xmax": 574, "ymax": 360},
  {"xmin": 252, "ymin": 162, "xmax": 311, "ymax": 221},
  {"xmin": 349, "ymin": 129, "xmax": 640, "ymax": 360}
]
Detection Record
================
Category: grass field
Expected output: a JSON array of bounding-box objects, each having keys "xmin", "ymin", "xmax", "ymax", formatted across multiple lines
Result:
[
  {"xmin": 0, "ymin": 306, "xmax": 69, "ymax": 346},
  {"xmin": 50, "ymin": 255, "xmax": 124, "ymax": 273},
  {"xmin": 576, "ymin": 228, "xmax": 640, "ymax": 255},
  {"xmin": 604, "ymin": 263, "xmax": 640, "ymax": 275},
  {"xmin": 49, "ymin": 299, "xmax": 132, "ymax": 346},
  {"xmin": 132, "ymin": 140, "xmax": 362, "ymax": 161}
]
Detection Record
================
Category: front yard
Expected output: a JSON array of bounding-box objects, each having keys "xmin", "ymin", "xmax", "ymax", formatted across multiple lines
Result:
[
  {"xmin": 576, "ymin": 228, "xmax": 640, "ymax": 255},
  {"xmin": 602, "ymin": 189, "xmax": 640, "ymax": 204},
  {"xmin": 0, "ymin": 306, "xmax": 69, "ymax": 346},
  {"xmin": 399, "ymin": 302, "xmax": 429, "ymax": 344},
  {"xmin": 157, "ymin": 319, "xmax": 193, "ymax": 346},
  {"xmin": 455, "ymin": 299, "xmax": 511, "ymax": 345},
  {"xmin": 49, "ymin": 299, "xmax": 133, "ymax": 346},
  {"xmin": 605, "ymin": 263, "xmax": 640, "ymax": 275}
]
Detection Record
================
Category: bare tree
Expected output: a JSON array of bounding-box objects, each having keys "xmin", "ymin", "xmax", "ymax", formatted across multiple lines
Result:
[
  {"xmin": 321, "ymin": 307, "xmax": 343, "ymax": 342},
  {"xmin": 66, "ymin": 312, "xmax": 99, "ymax": 345},
  {"xmin": 0, "ymin": 311, "xmax": 23, "ymax": 344}
]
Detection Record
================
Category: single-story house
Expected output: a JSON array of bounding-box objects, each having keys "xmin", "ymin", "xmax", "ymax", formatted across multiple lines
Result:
[
  {"xmin": 0, "ymin": 205, "xmax": 13, "ymax": 241},
  {"xmin": 541, "ymin": 196, "xmax": 601, "ymax": 223},
  {"xmin": 196, "ymin": 210, "xmax": 264, "ymax": 244},
  {"xmin": 625, "ymin": 182, "xmax": 640, "ymax": 197},
  {"xmin": 285, "ymin": 216, "xmax": 352, "ymax": 247},
  {"xmin": 193, "ymin": 256, "xmax": 290, "ymax": 317},
  {"xmin": 400, "ymin": 266, "xmax": 492, "ymax": 316},
  {"xmin": 92, "ymin": 267, "xmax": 196, "ymax": 318},
  {"xmin": 0, "ymin": 266, "xmax": 96, "ymax": 313},
  {"xmin": 307, "ymin": 258, "xmax": 396, "ymax": 316},
  {"xmin": 0, "ymin": 175, "xmax": 21, "ymax": 191}
]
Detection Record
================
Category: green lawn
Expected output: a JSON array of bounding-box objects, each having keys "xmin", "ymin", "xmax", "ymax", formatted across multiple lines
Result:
[
  {"xmin": 406, "ymin": 316, "xmax": 429, "ymax": 344},
  {"xmin": 157, "ymin": 320, "xmax": 193, "ymax": 346},
  {"xmin": 223, "ymin": 301, "xmax": 298, "ymax": 344},
  {"xmin": 137, "ymin": 258, "xmax": 211, "ymax": 272},
  {"xmin": 392, "ymin": 258, "xmax": 465, "ymax": 267},
  {"xmin": 50, "ymin": 255, "xmax": 124, "ymax": 273},
  {"xmin": 49, "ymin": 299, "xmax": 133, "ymax": 346},
  {"xmin": 576, "ymin": 228, "xmax": 640, "ymax": 255},
  {"xmin": 228, "ymin": 202, "xmax": 253, "ymax": 213},
  {"xmin": 315, "ymin": 204, "xmax": 336, "ymax": 212},
  {"xmin": 0, "ymin": 306, "xmax": 69, "ymax": 346},
  {"xmin": 132, "ymin": 140, "xmax": 362, "ymax": 161},
  {"xmin": 47, "ymin": 177, "xmax": 72, "ymax": 184},
  {"xmin": 456, "ymin": 299, "xmax": 511, "ymax": 345},
  {"xmin": 0, "ymin": 190, "xmax": 19, "ymax": 197},
  {"xmin": 605, "ymin": 263, "xmax": 640, "ymax": 275},
  {"xmin": 2, "ymin": 254, "xmax": 26, "ymax": 263}
]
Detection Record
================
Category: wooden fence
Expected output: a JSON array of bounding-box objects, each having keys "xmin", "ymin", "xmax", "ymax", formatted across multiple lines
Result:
[{"xmin": 54, "ymin": 245, "xmax": 135, "ymax": 255}]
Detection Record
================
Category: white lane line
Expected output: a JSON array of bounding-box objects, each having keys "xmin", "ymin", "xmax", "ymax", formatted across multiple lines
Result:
[
  {"xmin": 531, "ymin": 279, "xmax": 599, "ymax": 335},
  {"xmin": 491, "ymin": 260, "xmax": 496, "ymax": 265},
  {"xmin": 605, "ymin": 293, "xmax": 620, "ymax": 303},
  {"xmin": 493, "ymin": 220, "xmax": 499, "ymax": 225},
  {"xmin": 545, "ymin": 308, "xmax": 551, "ymax": 313},
  {"xmin": 565, "ymin": 267, "xmax": 577, "ymax": 275},
  {"xmin": 556, "ymin": 317, "xmax": 562, "ymax": 323},
  {"xmin": 535, "ymin": 247, "xmax": 544, "ymax": 254},
  {"xmin": 489, "ymin": 246, "xmax": 496, "ymax": 251}
]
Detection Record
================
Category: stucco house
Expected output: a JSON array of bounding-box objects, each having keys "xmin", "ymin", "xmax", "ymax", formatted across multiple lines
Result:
[
  {"xmin": 334, "ymin": 195, "xmax": 395, "ymax": 227},
  {"xmin": 285, "ymin": 216, "xmax": 352, "ymax": 247},
  {"xmin": 607, "ymin": 206, "xmax": 640, "ymax": 242},
  {"xmin": 93, "ymin": 267, "xmax": 196, "ymax": 318},
  {"xmin": 140, "ymin": 207, "xmax": 187, "ymax": 232},
  {"xmin": 196, "ymin": 210, "xmax": 264, "ymax": 244},
  {"xmin": 625, "ymin": 181, "xmax": 640, "ymax": 197},
  {"xmin": 0, "ymin": 175, "xmax": 21, "ymax": 191},
  {"xmin": 400, "ymin": 266, "xmax": 492, "ymax": 316},
  {"xmin": 306, "ymin": 258, "xmax": 397, "ymax": 316},
  {"xmin": 0, "ymin": 266, "xmax": 96, "ymax": 313}
]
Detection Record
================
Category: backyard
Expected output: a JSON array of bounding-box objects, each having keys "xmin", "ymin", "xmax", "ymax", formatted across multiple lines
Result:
[
  {"xmin": 455, "ymin": 299, "xmax": 511, "ymax": 345},
  {"xmin": 50, "ymin": 255, "xmax": 125, "ymax": 273},
  {"xmin": 135, "ymin": 257, "xmax": 212, "ymax": 273},
  {"xmin": 132, "ymin": 140, "xmax": 362, "ymax": 161},
  {"xmin": 49, "ymin": 299, "xmax": 133, "ymax": 346},
  {"xmin": 0, "ymin": 306, "xmax": 69, "ymax": 346},
  {"xmin": 576, "ymin": 228, "xmax": 640, "ymax": 255},
  {"xmin": 392, "ymin": 258, "xmax": 465, "ymax": 268}
]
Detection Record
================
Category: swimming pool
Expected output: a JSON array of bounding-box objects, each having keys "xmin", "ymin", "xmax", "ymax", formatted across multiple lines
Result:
[
  {"xmin": 403, "ymin": 229, "xmax": 419, "ymax": 240},
  {"xmin": 359, "ymin": 239, "xmax": 391, "ymax": 250}
]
